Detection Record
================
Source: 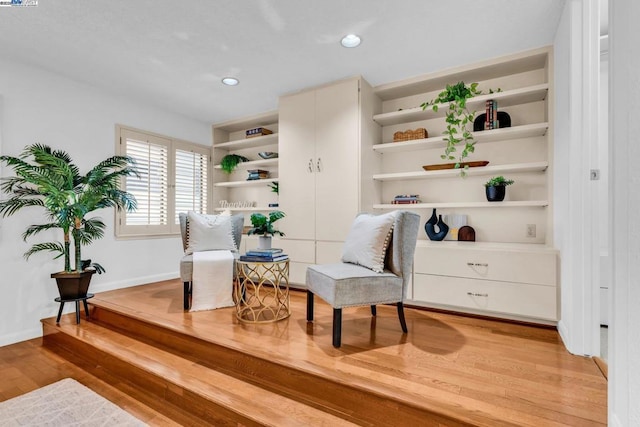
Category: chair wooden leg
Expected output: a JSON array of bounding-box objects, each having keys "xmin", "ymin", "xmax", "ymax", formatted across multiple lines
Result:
[
  {"xmin": 306, "ymin": 290, "xmax": 314, "ymax": 321},
  {"xmin": 370, "ymin": 305, "xmax": 377, "ymax": 316},
  {"xmin": 333, "ymin": 308, "xmax": 342, "ymax": 348},
  {"xmin": 397, "ymin": 302, "xmax": 408, "ymax": 333},
  {"xmin": 183, "ymin": 281, "xmax": 191, "ymax": 310}
]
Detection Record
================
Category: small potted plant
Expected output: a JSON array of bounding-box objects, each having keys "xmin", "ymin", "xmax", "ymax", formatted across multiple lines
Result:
[
  {"xmin": 484, "ymin": 176, "xmax": 514, "ymax": 202},
  {"xmin": 247, "ymin": 211, "xmax": 285, "ymax": 249},
  {"xmin": 220, "ymin": 154, "xmax": 249, "ymax": 173}
]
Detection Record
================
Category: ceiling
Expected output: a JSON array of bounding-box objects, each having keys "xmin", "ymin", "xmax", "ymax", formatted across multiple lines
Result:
[{"xmin": 0, "ymin": 0, "xmax": 566, "ymax": 124}]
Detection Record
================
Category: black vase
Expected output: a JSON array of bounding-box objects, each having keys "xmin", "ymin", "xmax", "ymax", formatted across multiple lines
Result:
[
  {"xmin": 425, "ymin": 209, "xmax": 449, "ymax": 241},
  {"xmin": 485, "ymin": 185, "xmax": 506, "ymax": 202}
]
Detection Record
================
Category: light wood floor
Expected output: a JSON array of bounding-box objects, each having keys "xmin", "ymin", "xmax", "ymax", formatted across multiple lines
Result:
[
  {"xmin": 87, "ymin": 279, "xmax": 607, "ymax": 426},
  {"xmin": 0, "ymin": 337, "xmax": 178, "ymax": 425}
]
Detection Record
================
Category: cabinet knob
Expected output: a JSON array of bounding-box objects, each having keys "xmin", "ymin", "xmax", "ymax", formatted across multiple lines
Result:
[
  {"xmin": 467, "ymin": 292, "xmax": 489, "ymax": 297},
  {"xmin": 308, "ymin": 159, "xmax": 314, "ymax": 173},
  {"xmin": 467, "ymin": 262, "xmax": 488, "ymax": 267}
]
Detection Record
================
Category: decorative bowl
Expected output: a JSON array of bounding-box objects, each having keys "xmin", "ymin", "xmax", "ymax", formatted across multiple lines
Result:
[{"xmin": 258, "ymin": 152, "xmax": 278, "ymax": 159}]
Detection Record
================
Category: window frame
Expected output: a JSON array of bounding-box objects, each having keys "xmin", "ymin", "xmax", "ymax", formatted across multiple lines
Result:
[{"xmin": 115, "ymin": 125, "xmax": 212, "ymax": 239}]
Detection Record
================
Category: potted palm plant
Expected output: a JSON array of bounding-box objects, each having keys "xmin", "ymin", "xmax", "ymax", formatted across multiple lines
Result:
[
  {"xmin": 0, "ymin": 144, "xmax": 138, "ymax": 299},
  {"xmin": 247, "ymin": 211, "xmax": 285, "ymax": 249}
]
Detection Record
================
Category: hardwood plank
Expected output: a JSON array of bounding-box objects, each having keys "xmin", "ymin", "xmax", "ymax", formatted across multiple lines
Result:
[{"xmin": 76, "ymin": 279, "xmax": 607, "ymax": 427}]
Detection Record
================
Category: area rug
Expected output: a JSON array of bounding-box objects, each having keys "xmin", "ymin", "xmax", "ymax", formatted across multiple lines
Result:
[{"xmin": 0, "ymin": 378, "xmax": 146, "ymax": 426}]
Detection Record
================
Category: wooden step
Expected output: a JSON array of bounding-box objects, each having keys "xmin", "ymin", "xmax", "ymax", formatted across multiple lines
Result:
[
  {"xmin": 84, "ymin": 298, "xmax": 490, "ymax": 427},
  {"xmin": 41, "ymin": 317, "xmax": 356, "ymax": 427}
]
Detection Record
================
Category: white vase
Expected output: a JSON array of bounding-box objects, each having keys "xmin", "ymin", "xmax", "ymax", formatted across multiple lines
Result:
[{"xmin": 258, "ymin": 235, "xmax": 272, "ymax": 249}]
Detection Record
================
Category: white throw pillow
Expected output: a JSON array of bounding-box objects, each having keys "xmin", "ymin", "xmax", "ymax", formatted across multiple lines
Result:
[
  {"xmin": 341, "ymin": 212, "xmax": 396, "ymax": 273},
  {"xmin": 186, "ymin": 211, "xmax": 237, "ymax": 254}
]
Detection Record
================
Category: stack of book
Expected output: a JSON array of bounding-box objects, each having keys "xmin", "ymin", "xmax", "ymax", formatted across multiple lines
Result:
[
  {"xmin": 240, "ymin": 248, "xmax": 289, "ymax": 262},
  {"xmin": 485, "ymin": 100, "xmax": 499, "ymax": 130},
  {"xmin": 247, "ymin": 169, "xmax": 269, "ymax": 180},
  {"xmin": 245, "ymin": 127, "xmax": 273, "ymax": 138},
  {"xmin": 392, "ymin": 194, "xmax": 421, "ymax": 204}
]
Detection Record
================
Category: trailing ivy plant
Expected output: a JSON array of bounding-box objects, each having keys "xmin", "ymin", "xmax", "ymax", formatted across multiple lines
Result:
[
  {"xmin": 421, "ymin": 81, "xmax": 481, "ymax": 170},
  {"xmin": 220, "ymin": 154, "xmax": 249, "ymax": 174}
]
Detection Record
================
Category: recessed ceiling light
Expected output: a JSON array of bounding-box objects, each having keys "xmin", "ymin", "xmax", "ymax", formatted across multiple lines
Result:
[
  {"xmin": 341, "ymin": 34, "xmax": 361, "ymax": 48},
  {"xmin": 222, "ymin": 77, "xmax": 239, "ymax": 86}
]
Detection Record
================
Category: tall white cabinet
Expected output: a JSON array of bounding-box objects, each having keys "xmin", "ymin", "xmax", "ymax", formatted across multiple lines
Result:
[{"xmin": 278, "ymin": 77, "xmax": 380, "ymax": 285}]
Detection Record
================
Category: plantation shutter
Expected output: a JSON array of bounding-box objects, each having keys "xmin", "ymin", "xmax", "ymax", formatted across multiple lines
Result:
[
  {"xmin": 174, "ymin": 144, "xmax": 209, "ymax": 223},
  {"xmin": 116, "ymin": 126, "xmax": 211, "ymax": 238}
]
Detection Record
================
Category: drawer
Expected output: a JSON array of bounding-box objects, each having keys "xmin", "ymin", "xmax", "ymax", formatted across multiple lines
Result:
[
  {"xmin": 288, "ymin": 261, "xmax": 312, "ymax": 287},
  {"xmin": 414, "ymin": 245, "xmax": 556, "ymax": 286},
  {"xmin": 316, "ymin": 241, "xmax": 344, "ymax": 264},
  {"xmin": 277, "ymin": 239, "xmax": 315, "ymax": 263},
  {"xmin": 413, "ymin": 274, "xmax": 558, "ymax": 321}
]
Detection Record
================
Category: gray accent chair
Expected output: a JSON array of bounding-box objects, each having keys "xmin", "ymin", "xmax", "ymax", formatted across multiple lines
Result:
[
  {"xmin": 306, "ymin": 211, "xmax": 420, "ymax": 348},
  {"xmin": 179, "ymin": 212, "xmax": 244, "ymax": 310}
]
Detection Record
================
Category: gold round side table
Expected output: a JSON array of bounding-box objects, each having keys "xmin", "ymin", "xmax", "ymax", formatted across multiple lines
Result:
[{"xmin": 234, "ymin": 259, "xmax": 290, "ymax": 323}]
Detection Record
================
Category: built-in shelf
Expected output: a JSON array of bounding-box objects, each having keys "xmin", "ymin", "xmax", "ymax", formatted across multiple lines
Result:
[
  {"xmin": 373, "ymin": 200, "xmax": 548, "ymax": 209},
  {"xmin": 372, "ymin": 161, "xmax": 548, "ymax": 182},
  {"xmin": 213, "ymin": 206, "xmax": 279, "ymax": 212},
  {"xmin": 373, "ymin": 123, "xmax": 548, "ymax": 154},
  {"xmin": 414, "ymin": 239, "xmax": 557, "ymax": 253},
  {"xmin": 213, "ymin": 133, "xmax": 278, "ymax": 150},
  {"xmin": 214, "ymin": 158, "xmax": 278, "ymax": 169},
  {"xmin": 213, "ymin": 178, "xmax": 278, "ymax": 188},
  {"xmin": 373, "ymin": 84, "xmax": 549, "ymax": 126}
]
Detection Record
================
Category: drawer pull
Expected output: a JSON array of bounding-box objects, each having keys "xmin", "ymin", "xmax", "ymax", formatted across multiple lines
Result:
[
  {"xmin": 467, "ymin": 292, "xmax": 489, "ymax": 297},
  {"xmin": 467, "ymin": 262, "xmax": 488, "ymax": 267}
]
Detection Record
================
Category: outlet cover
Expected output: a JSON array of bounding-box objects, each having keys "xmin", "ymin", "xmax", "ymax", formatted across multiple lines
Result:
[{"xmin": 526, "ymin": 224, "xmax": 536, "ymax": 238}]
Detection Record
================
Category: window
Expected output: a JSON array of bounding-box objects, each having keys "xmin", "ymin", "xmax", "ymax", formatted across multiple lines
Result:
[{"xmin": 116, "ymin": 126, "xmax": 211, "ymax": 237}]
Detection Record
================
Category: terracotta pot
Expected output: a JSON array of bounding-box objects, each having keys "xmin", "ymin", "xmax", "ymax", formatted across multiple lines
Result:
[{"xmin": 51, "ymin": 270, "xmax": 95, "ymax": 300}]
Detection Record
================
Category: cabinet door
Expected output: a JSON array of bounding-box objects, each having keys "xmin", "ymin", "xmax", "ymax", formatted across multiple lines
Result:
[
  {"xmin": 278, "ymin": 90, "xmax": 316, "ymax": 240},
  {"xmin": 315, "ymin": 78, "xmax": 360, "ymax": 241}
]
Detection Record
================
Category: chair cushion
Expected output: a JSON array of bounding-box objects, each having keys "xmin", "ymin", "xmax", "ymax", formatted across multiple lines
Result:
[
  {"xmin": 341, "ymin": 211, "xmax": 396, "ymax": 273},
  {"xmin": 185, "ymin": 211, "xmax": 236, "ymax": 254},
  {"xmin": 306, "ymin": 263, "xmax": 403, "ymax": 309}
]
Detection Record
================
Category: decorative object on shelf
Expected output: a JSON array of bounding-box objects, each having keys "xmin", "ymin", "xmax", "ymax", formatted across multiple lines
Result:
[
  {"xmin": 420, "ymin": 81, "xmax": 481, "ymax": 170},
  {"xmin": 258, "ymin": 151, "xmax": 279, "ymax": 159},
  {"xmin": 246, "ymin": 127, "xmax": 273, "ymax": 138},
  {"xmin": 457, "ymin": 225, "xmax": 476, "ymax": 241},
  {"xmin": 393, "ymin": 128, "xmax": 428, "ymax": 142},
  {"xmin": 220, "ymin": 154, "xmax": 249, "ymax": 173},
  {"xmin": 268, "ymin": 181, "xmax": 279, "ymax": 194},
  {"xmin": 247, "ymin": 211, "xmax": 286, "ymax": 249},
  {"xmin": 247, "ymin": 169, "xmax": 269, "ymax": 180},
  {"xmin": 424, "ymin": 208, "xmax": 449, "ymax": 241},
  {"xmin": 219, "ymin": 200, "xmax": 256, "ymax": 209},
  {"xmin": 392, "ymin": 194, "xmax": 421, "ymax": 204},
  {"xmin": 422, "ymin": 160, "xmax": 489, "ymax": 171},
  {"xmin": 0, "ymin": 144, "xmax": 138, "ymax": 315},
  {"xmin": 268, "ymin": 203, "xmax": 279, "ymax": 207},
  {"xmin": 443, "ymin": 214, "xmax": 468, "ymax": 240},
  {"xmin": 473, "ymin": 111, "xmax": 512, "ymax": 131},
  {"xmin": 484, "ymin": 176, "xmax": 515, "ymax": 202}
]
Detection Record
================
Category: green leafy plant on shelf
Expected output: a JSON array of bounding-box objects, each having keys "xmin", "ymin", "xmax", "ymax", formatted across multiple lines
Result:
[
  {"xmin": 268, "ymin": 181, "xmax": 279, "ymax": 194},
  {"xmin": 421, "ymin": 81, "xmax": 482, "ymax": 170},
  {"xmin": 247, "ymin": 211, "xmax": 285, "ymax": 237},
  {"xmin": 220, "ymin": 154, "xmax": 249, "ymax": 174},
  {"xmin": 484, "ymin": 176, "xmax": 514, "ymax": 187}
]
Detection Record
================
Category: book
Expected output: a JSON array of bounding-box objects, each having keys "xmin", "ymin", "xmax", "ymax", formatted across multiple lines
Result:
[
  {"xmin": 392, "ymin": 199, "xmax": 421, "ymax": 204},
  {"xmin": 246, "ymin": 248, "xmax": 283, "ymax": 256},
  {"xmin": 240, "ymin": 254, "xmax": 289, "ymax": 262}
]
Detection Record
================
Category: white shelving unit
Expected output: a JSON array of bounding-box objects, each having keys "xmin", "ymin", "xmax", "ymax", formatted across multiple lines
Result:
[
  {"xmin": 370, "ymin": 46, "xmax": 557, "ymax": 323},
  {"xmin": 212, "ymin": 111, "xmax": 280, "ymax": 218}
]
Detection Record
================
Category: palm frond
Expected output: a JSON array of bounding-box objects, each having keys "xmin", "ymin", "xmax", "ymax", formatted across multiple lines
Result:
[
  {"xmin": 0, "ymin": 197, "xmax": 45, "ymax": 217},
  {"xmin": 22, "ymin": 223, "xmax": 61, "ymax": 241},
  {"xmin": 24, "ymin": 242, "xmax": 65, "ymax": 260}
]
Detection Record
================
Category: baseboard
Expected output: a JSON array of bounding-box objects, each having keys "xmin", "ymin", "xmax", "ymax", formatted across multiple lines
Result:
[
  {"xmin": 89, "ymin": 272, "xmax": 179, "ymax": 294},
  {"xmin": 0, "ymin": 327, "xmax": 42, "ymax": 347},
  {"xmin": 556, "ymin": 319, "xmax": 573, "ymax": 353}
]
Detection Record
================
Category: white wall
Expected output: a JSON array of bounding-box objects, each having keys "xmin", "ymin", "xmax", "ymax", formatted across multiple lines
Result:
[
  {"xmin": 609, "ymin": 0, "xmax": 640, "ymax": 424},
  {"xmin": 553, "ymin": 0, "xmax": 601, "ymax": 357},
  {"xmin": 0, "ymin": 59, "xmax": 211, "ymax": 346}
]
